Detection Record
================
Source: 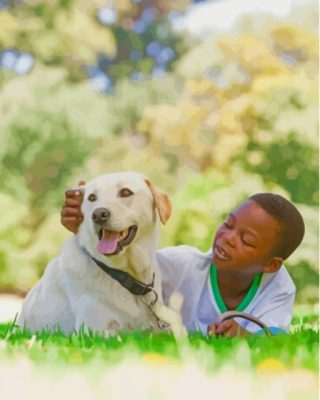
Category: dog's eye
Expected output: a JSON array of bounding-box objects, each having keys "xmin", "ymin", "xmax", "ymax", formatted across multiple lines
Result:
[
  {"xmin": 88, "ymin": 193, "xmax": 97, "ymax": 202},
  {"xmin": 119, "ymin": 188, "xmax": 134, "ymax": 198}
]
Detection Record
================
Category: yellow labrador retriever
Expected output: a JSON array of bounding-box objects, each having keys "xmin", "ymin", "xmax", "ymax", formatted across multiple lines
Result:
[{"xmin": 18, "ymin": 172, "xmax": 185, "ymax": 336}]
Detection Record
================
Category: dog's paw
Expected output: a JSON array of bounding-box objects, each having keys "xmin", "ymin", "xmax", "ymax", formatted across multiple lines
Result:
[{"xmin": 153, "ymin": 302, "xmax": 187, "ymax": 339}]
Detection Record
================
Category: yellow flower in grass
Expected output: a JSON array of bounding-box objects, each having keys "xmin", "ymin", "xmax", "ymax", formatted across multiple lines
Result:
[
  {"xmin": 68, "ymin": 351, "xmax": 83, "ymax": 364},
  {"xmin": 142, "ymin": 353, "xmax": 170, "ymax": 365},
  {"xmin": 256, "ymin": 358, "xmax": 286, "ymax": 373},
  {"xmin": 141, "ymin": 353, "xmax": 182, "ymax": 372}
]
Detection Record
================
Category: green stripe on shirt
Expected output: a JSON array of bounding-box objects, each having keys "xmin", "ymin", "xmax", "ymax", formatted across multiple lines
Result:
[{"xmin": 210, "ymin": 263, "xmax": 263, "ymax": 313}]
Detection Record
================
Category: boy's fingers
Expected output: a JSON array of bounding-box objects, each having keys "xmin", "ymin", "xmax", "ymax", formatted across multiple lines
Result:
[
  {"xmin": 60, "ymin": 217, "xmax": 80, "ymax": 223},
  {"xmin": 215, "ymin": 320, "xmax": 232, "ymax": 335},
  {"xmin": 225, "ymin": 330, "xmax": 233, "ymax": 338},
  {"xmin": 218, "ymin": 320, "xmax": 244, "ymax": 337},
  {"xmin": 65, "ymin": 198, "xmax": 82, "ymax": 207},
  {"xmin": 61, "ymin": 207, "xmax": 83, "ymax": 218},
  {"xmin": 227, "ymin": 323, "xmax": 241, "ymax": 338},
  {"xmin": 207, "ymin": 323, "xmax": 217, "ymax": 336},
  {"xmin": 225, "ymin": 323, "xmax": 237, "ymax": 337},
  {"xmin": 65, "ymin": 189, "xmax": 84, "ymax": 200}
]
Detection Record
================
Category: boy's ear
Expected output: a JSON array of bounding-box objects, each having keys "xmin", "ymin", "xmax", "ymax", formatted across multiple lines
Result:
[
  {"xmin": 145, "ymin": 179, "xmax": 172, "ymax": 225},
  {"xmin": 263, "ymin": 257, "xmax": 283, "ymax": 273}
]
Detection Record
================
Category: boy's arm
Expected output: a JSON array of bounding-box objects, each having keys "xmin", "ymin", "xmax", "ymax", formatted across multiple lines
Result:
[
  {"xmin": 155, "ymin": 246, "xmax": 192, "ymax": 307},
  {"xmin": 245, "ymin": 290, "xmax": 295, "ymax": 334},
  {"xmin": 208, "ymin": 289, "xmax": 295, "ymax": 337}
]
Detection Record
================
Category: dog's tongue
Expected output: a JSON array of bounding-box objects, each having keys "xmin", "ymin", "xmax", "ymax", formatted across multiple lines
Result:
[{"xmin": 97, "ymin": 230, "xmax": 120, "ymax": 255}]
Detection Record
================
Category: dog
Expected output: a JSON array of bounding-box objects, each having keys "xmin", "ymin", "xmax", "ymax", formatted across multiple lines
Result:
[{"xmin": 18, "ymin": 172, "xmax": 186, "ymax": 337}]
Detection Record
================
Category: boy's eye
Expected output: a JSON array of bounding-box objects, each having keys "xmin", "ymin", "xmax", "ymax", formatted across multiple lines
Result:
[
  {"xmin": 242, "ymin": 237, "xmax": 255, "ymax": 248},
  {"xmin": 119, "ymin": 188, "xmax": 134, "ymax": 198},
  {"xmin": 88, "ymin": 193, "xmax": 97, "ymax": 202},
  {"xmin": 223, "ymin": 222, "xmax": 232, "ymax": 229}
]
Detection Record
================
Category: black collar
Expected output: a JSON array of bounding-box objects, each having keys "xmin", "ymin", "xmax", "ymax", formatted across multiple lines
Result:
[{"xmin": 80, "ymin": 245, "xmax": 155, "ymax": 296}]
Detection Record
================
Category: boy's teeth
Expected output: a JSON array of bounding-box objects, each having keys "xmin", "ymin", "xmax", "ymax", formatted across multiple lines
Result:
[{"xmin": 217, "ymin": 246, "xmax": 228, "ymax": 259}]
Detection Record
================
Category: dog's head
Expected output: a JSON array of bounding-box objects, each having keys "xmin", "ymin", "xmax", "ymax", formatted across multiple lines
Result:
[{"xmin": 77, "ymin": 172, "xmax": 171, "ymax": 257}]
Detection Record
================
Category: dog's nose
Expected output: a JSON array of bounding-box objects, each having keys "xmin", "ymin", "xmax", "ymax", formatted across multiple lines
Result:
[{"xmin": 92, "ymin": 208, "xmax": 111, "ymax": 225}]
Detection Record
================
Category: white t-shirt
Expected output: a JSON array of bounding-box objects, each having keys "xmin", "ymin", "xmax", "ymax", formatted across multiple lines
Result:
[{"xmin": 156, "ymin": 245, "xmax": 296, "ymax": 334}]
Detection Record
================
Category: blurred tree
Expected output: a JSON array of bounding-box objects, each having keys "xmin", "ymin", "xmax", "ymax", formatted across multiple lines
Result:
[
  {"xmin": 0, "ymin": 1, "xmax": 317, "ymax": 302},
  {"xmin": 137, "ymin": 23, "xmax": 318, "ymax": 190},
  {"xmin": 0, "ymin": 68, "xmax": 108, "ymax": 236},
  {"xmin": 235, "ymin": 104, "xmax": 318, "ymax": 205},
  {"xmin": 0, "ymin": 0, "xmax": 191, "ymax": 86},
  {"xmin": 0, "ymin": 60, "xmax": 183, "ymax": 252}
]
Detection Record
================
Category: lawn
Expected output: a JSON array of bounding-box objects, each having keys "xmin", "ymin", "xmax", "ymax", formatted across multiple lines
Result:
[{"xmin": 0, "ymin": 312, "xmax": 318, "ymax": 399}]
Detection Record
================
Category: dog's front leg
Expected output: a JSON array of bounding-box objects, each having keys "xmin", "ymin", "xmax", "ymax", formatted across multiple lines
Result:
[
  {"xmin": 75, "ymin": 296, "xmax": 121, "ymax": 334},
  {"xmin": 153, "ymin": 292, "xmax": 187, "ymax": 339}
]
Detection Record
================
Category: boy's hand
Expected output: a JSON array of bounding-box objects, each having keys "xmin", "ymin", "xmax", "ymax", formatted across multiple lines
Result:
[
  {"xmin": 207, "ymin": 320, "xmax": 249, "ymax": 338},
  {"xmin": 60, "ymin": 180, "xmax": 85, "ymax": 234}
]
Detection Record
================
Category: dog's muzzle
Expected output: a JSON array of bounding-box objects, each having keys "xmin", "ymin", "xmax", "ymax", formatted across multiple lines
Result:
[
  {"xmin": 91, "ymin": 207, "xmax": 138, "ymax": 256},
  {"xmin": 92, "ymin": 207, "xmax": 111, "ymax": 225}
]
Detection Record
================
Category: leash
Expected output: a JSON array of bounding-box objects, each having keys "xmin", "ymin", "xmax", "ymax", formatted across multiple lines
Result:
[
  {"xmin": 140, "ymin": 296, "xmax": 170, "ymax": 331},
  {"xmin": 79, "ymin": 243, "xmax": 170, "ymax": 330},
  {"xmin": 218, "ymin": 311, "xmax": 273, "ymax": 336}
]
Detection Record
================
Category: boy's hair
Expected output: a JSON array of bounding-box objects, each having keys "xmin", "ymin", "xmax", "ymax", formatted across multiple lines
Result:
[{"xmin": 249, "ymin": 193, "xmax": 305, "ymax": 260}]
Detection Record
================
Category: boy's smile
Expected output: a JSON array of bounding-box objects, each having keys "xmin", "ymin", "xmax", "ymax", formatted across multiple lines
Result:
[{"xmin": 212, "ymin": 200, "xmax": 282, "ymax": 274}]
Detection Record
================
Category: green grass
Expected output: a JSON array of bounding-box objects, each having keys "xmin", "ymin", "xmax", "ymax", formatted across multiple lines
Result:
[{"xmin": 0, "ymin": 313, "xmax": 318, "ymax": 372}]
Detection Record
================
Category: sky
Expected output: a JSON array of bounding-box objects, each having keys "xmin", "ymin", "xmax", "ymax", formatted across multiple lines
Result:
[{"xmin": 173, "ymin": 0, "xmax": 315, "ymax": 36}]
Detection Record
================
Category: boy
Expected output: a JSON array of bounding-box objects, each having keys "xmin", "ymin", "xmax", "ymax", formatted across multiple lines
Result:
[{"xmin": 61, "ymin": 189, "xmax": 305, "ymax": 337}]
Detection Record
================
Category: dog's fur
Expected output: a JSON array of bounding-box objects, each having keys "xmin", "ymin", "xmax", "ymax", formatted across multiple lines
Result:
[{"xmin": 18, "ymin": 172, "xmax": 185, "ymax": 336}]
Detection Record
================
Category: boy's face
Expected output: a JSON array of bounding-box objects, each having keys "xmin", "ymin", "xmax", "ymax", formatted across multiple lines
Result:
[{"xmin": 212, "ymin": 200, "xmax": 281, "ymax": 274}]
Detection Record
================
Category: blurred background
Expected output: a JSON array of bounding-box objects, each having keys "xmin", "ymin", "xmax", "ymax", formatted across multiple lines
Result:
[{"xmin": 0, "ymin": 0, "xmax": 318, "ymax": 306}]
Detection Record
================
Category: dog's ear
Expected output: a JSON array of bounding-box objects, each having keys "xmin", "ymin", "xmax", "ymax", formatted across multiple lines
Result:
[{"xmin": 145, "ymin": 179, "xmax": 172, "ymax": 225}]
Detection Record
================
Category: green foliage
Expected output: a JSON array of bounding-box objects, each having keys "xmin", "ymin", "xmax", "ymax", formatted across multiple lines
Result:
[
  {"xmin": 235, "ymin": 89, "xmax": 318, "ymax": 206},
  {"xmin": 0, "ymin": 1, "xmax": 318, "ymax": 304},
  {"xmin": 244, "ymin": 134, "xmax": 318, "ymax": 205},
  {"xmin": 104, "ymin": 76, "xmax": 181, "ymax": 136},
  {"xmin": 0, "ymin": 0, "xmax": 190, "ymax": 83},
  {"xmin": 0, "ymin": 311, "xmax": 318, "ymax": 371},
  {"xmin": 0, "ymin": 101, "xmax": 95, "ymax": 218}
]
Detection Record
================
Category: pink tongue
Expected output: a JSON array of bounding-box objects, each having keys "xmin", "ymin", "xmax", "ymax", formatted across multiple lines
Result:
[{"xmin": 97, "ymin": 231, "xmax": 120, "ymax": 255}]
